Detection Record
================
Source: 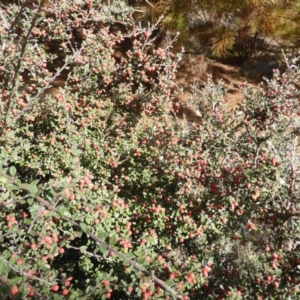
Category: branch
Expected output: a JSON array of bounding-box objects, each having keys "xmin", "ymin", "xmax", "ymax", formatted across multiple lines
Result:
[
  {"xmin": 0, "ymin": 270, "xmax": 48, "ymax": 300},
  {"xmin": 4, "ymin": 0, "xmax": 45, "ymax": 124},
  {"xmin": 288, "ymin": 137, "xmax": 298, "ymax": 196},
  {"xmin": 2, "ymin": 173, "xmax": 184, "ymax": 299},
  {"xmin": 15, "ymin": 46, "xmax": 84, "ymax": 121},
  {"xmin": 0, "ymin": 275, "xmax": 17, "ymax": 300}
]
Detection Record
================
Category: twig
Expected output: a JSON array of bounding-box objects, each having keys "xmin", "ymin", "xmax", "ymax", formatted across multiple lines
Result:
[
  {"xmin": 3, "ymin": 258, "xmax": 52, "ymax": 287},
  {"xmin": 2, "ymin": 173, "xmax": 184, "ymax": 300},
  {"xmin": 27, "ymin": 206, "xmax": 45, "ymax": 234},
  {"xmin": 145, "ymin": 0, "xmax": 154, "ymax": 8},
  {"xmin": 68, "ymin": 245, "xmax": 113, "ymax": 262},
  {"xmin": 288, "ymin": 137, "xmax": 298, "ymax": 196},
  {"xmin": 68, "ymin": 246, "xmax": 113, "ymax": 300},
  {"xmin": 4, "ymin": 0, "xmax": 45, "ymax": 125},
  {"xmin": 62, "ymin": 73, "xmax": 72, "ymax": 148},
  {"xmin": 254, "ymin": 143, "xmax": 261, "ymax": 168},
  {"xmin": 15, "ymin": 46, "xmax": 84, "ymax": 121},
  {"xmin": 64, "ymin": 218, "xmax": 184, "ymax": 299},
  {"xmin": 0, "ymin": 8, "xmax": 9, "ymax": 29},
  {"xmin": 0, "ymin": 263, "xmax": 48, "ymax": 300},
  {"xmin": 0, "ymin": 275, "xmax": 17, "ymax": 300}
]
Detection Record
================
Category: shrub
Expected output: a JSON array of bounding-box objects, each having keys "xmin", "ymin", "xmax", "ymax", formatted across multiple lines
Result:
[{"xmin": 0, "ymin": 0, "xmax": 300, "ymax": 299}]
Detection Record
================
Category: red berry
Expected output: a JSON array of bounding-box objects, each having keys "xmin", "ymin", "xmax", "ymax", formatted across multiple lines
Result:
[
  {"xmin": 64, "ymin": 280, "xmax": 71, "ymax": 287},
  {"xmin": 102, "ymin": 280, "xmax": 110, "ymax": 286},
  {"xmin": 27, "ymin": 289, "xmax": 34, "ymax": 297},
  {"xmin": 52, "ymin": 285, "xmax": 59, "ymax": 292},
  {"xmin": 10, "ymin": 285, "xmax": 18, "ymax": 295}
]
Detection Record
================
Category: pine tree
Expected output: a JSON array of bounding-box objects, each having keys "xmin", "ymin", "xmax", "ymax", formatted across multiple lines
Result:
[{"xmin": 136, "ymin": 0, "xmax": 300, "ymax": 59}]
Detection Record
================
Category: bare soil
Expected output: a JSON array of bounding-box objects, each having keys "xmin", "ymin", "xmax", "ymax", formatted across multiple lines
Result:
[
  {"xmin": 175, "ymin": 52, "xmax": 286, "ymax": 102},
  {"xmin": 168, "ymin": 48, "xmax": 291, "ymax": 124}
]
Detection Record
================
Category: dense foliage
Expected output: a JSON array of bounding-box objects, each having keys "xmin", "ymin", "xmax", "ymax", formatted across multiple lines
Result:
[{"xmin": 0, "ymin": 0, "xmax": 300, "ymax": 299}]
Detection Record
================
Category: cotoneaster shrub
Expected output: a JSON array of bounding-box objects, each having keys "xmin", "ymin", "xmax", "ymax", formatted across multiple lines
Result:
[{"xmin": 0, "ymin": 1, "xmax": 300, "ymax": 299}]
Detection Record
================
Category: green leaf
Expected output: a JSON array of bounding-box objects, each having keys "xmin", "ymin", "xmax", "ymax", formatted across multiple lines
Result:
[
  {"xmin": 15, "ymin": 179, "xmax": 22, "ymax": 187},
  {"xmin": 122, "ymin": 253, "xmax": 135, "ymax": 260},
  {"xmin": 109, "ymin": 234, "xmax": 116, "ymax": 246},
  {"xmin": 6, "ymin": 184, "xmax": 19, "ymax": 191},
  {"xmin": 80, "ymin": 223, "xmax": 87, "ymax": 232},
  {"xmin": 210, "ymin": 222, "xmax": 220, "ymax": 234},
  {"xmin": 24, "ymin": 219, "xmax": 32, "ymax": 225},
  {"xmin": 208, "ymin": 258, "xmax": 214, "ymax": 264},
  {"xmin": 9, "ymin": 166, "xmax": 16, "ymax": 177},
  {"xmin": 43, "ymin": 264, "xmax": 51, "ymax": 269},
  {"xmin": 30, "ymin": 179, "xmax": 40, "ymax": 186},
  {"xmin": 80, "ymin": 246, "xmax": 87, "ymax": 254},
  {"xmin": 8, "ymin": 277, "xmax": 22, "ymax": 286},
  {"xmin": 27, "ymin": 197, "xmax": 33, "ymax": 205},
  {"xmin": 0, "ymin": 259, "xmax": 8, "ymax": 275},
  {"xmin": 136, "ymin": 257, "xmax": 147, "ymax": 265},
  {"xmin": 58, "ymin": 207, "xmax": 66, "ymax": 217},
  {"xmin": 19, "ymin": 283, "xmax": 26, "ymax": 297},
  {"xmin": 58, "ymin": 207, "xmax": 71, "ymax": 217},
  {"xmin": 84, "ymin": 216, "xmax": 92, "ymax": 224},
  {"xmin": 98, "ymin": 244, "xmax": 109, "ymax": 257},
  {"xmin": 1, "ymin": 250, "xmax": 10, "ymax": 259},
  {"xmin": 97, "ymin": 231, "xmax": 108, "ymax": 240},
  {"xmin": 44, "ymin": 189, "xmax": 56, "ymax": 202},
  {"xmin": 165, "ymin": 279, "xmax": 175, "ymax": 287},
  {"xmin": 28, "ymin": 183, "xmax": 38, "ymax": 196},
  {"xmin": 35, "ymin": 16, "xmax": 44, "ymax": 25}
]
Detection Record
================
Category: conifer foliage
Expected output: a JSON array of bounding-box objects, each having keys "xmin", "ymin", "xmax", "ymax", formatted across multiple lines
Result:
[{"xmin": 138, "ymin": 0, "xmax": 300, "ymax": 58}]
